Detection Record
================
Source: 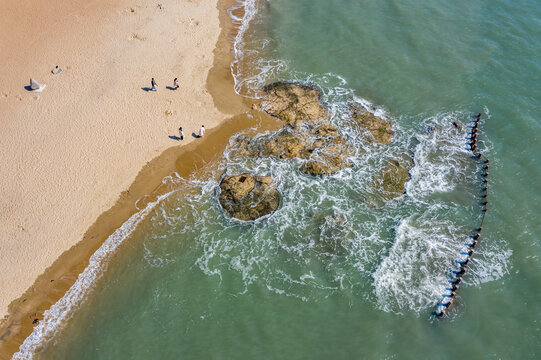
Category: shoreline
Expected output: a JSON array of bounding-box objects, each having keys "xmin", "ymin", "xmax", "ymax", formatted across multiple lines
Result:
[{"xmin": 0, "ymin": 0, "xmax": 277, "ymax": 357}]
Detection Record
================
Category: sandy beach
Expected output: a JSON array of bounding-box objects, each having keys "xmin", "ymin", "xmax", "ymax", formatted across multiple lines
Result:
[{"xmin": 0, "ymin": 0, "xmax": 250, "ymax": 354}]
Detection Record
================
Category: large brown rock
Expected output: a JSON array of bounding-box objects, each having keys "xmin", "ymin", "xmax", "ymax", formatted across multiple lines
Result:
[
  {"xmin": 219, "ymin": 173, "xmax": 280, "ymax": 221},
  {"xmin": 351, "ymin": 103, "xmax": 394, "ymax": 144},
  {"xmin": 260, "ymin": 82, "xmax": 330, "ymax": 124}
]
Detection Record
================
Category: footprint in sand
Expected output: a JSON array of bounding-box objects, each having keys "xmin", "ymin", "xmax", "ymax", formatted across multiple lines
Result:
[
  {"xmin": 16, "ymin": 95, "xmax": 22, "ymax": 101},
  {"xmin": 189, "ymin": 18, "xmax": 200, "ymax": 27},
  {"xmin": 128, "ymin": 33, "xmax": 146, "ymax": 41},
  {"xmin": 165, "ymin": 110, "xmax": 174, "ymax": 117},
  {"xmin": 126, "ymin": 7, "xmax": 136, "ymax": 14}
]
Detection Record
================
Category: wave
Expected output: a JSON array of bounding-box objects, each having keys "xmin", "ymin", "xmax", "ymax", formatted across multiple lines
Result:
[{"xmin": 12, "ymin": 192, "xmax": 174, "ymax": 359}]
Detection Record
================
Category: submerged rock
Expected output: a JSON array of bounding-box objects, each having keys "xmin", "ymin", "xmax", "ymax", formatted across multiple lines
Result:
[
  {"xmin": 219, "ymin": 173, "xmax": 280, "ymax": 221},
  {"xmin": 371, "ymin": 155, "xmax": 414, "ymax": 200},
  {"xmin": 260, "ymin": 82, "xmax": 330, "ymax": 124},
  {"xmin": 350, "ymin": 103, "xmax": 394, "ymax": 144}
]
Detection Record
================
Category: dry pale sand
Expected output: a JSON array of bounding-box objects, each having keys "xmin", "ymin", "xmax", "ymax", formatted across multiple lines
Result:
[{"xmin": 0, "ymin": 0, "xmax": 234, "ymax": 322}]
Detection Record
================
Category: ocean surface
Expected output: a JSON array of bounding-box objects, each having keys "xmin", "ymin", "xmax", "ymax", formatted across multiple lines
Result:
[{"xmin": 16, "ymin": 0, "xmax": 541, "ymax": 358}]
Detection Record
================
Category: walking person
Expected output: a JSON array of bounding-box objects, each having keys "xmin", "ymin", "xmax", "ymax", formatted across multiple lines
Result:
[
  {"xmin": 199, "ymin": 125, "xmax": 205, "ymax": 138},
  {"xmin": 151, "ymin": 78, "xmax": 157, "ymax": 91},
  {"xmin": 179, "ymin": 126, "xmax": 184, "ymax": 140},
  {"xmin": 173, "ymin": 78, "xmax": 179, "ymax": 90}
]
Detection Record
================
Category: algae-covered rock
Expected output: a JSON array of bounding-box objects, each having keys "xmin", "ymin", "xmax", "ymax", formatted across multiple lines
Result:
[
  {"xmin": 351, "ymin": 103, "xmax": 394, "ymax": 144},
  {"xmin": 371, "ymin": 155, "xmax": 414, "ymax": 200},
  {"xmin": 260, "ymin": 82, "xmax": 329, "ymax": 124},
  {"xmin": 219, "ymin": 173, "xmax": 280, "ymax": 221}
]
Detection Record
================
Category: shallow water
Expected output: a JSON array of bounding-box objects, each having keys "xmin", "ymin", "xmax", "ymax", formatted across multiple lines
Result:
[{"xmin": 17, "ymin": 0, "xmax": 541, "ymax": 358}]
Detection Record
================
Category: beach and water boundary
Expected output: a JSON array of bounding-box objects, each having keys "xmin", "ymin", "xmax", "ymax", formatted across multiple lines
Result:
[
  {"xmin": 2, "ymin": 0, "xmax": 541, "ymax": 358},
  {"xmin": 0, "ymin": 0, "xmax": 275, "ymax": 357}
]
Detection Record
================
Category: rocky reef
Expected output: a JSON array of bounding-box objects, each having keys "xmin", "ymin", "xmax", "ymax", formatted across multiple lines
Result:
[
  {"xmin": 218, "ymin": 173, "xmax": 280, "ymax": 221},
  {"xmin": 219, "ymin": 82, "xmax": 404, "ymax": 220},
  {"xmin": 232, "ymin": 83, "xmax": 358, "ymax": 176}
]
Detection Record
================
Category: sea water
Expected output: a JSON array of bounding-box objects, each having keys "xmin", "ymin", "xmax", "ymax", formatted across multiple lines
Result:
[{"xmin": 16, "ymin": 0, "xmax": 541, "ymax": 358}]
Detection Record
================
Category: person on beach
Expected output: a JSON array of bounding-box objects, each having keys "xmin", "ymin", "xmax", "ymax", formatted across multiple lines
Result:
[
  {"xmin": 466, "ymin": 241, "xmax": 477, "ymax": 248},
  {"xmin": 452, "ymin": 121, "xmax": 461, "ymax": 131},
  {"xmin": 179, "ymin": 126, "xmax": 184, "ymax": 140},
  {"xmin": 484, "ymin": 159, "xmax": 489, "ymax": 164},
  {"xmin": 199, "ymin": 125, "xmax": 205, "ymax": 137},
  {"xmin": 51, "ymin": 65, "xmax": 62, "ymax": 74},
  {"xmin": 151, "ymin": 78, "xmax": 157, "ymax": 91},
  {"xmin": 473, "ymin": 153, "xmax": 482, "ymax": 159},
  {"xmin": 173, "ymin": 78, "xmax": 179, "ymax": 90}
]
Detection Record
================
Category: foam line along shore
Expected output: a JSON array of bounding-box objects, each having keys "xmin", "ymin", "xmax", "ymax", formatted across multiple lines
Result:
[{"xmin": 0, "ymin": 0, "xmax": 266, "ymax": 357}]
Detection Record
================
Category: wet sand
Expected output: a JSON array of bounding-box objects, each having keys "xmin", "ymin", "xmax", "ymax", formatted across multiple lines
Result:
[{"xmin": 0, "ymin": 0, "xmax": 280, "ymax": 357}]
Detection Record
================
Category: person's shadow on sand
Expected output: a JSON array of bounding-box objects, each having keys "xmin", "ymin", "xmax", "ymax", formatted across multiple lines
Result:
[
  {"xmin": 169, "ymin": 135, "xmax": 181, "ymax": 141},
  {"xmin": 192, "ymin": 132, "xmax": 201, "ymax": 138},
  {"xmin": 24, "ymin": 85, "xmax": 33, "ymax": 91},
  {"xmin": 141, "ymin": 87, "xmax": 153, "ymax": 92},
  {"xmin": 166, "ymin": 86, "xmax": 177, "ymax": 91}
]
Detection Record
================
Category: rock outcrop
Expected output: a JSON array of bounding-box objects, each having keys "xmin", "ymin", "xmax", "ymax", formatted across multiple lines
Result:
[
  {"xmin": 219, "ymin": 173, "xmax": 280, "ymax": 221},
  {"xmin": 232, "ymin": 83, "xmax": 353, "ymax": 176},
  {"xmin": 350, "ymin": 103, "xmax": 393, "ymax": 144},
  {"xmin": 371, "ymin": 155, "xmax": 414, "ymax": 200},
  {"xmin": 260, "ymin": 82, "xmax": 329, "ymax": 124}
]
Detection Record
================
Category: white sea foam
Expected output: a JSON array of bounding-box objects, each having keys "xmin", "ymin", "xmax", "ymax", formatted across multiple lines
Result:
[
  {"xmin": 229, "ymin": 0, "xmax": 287, "ymax": 97},
  {"xmin": 12, "ymin": 192, "xmax": 173, "ymax": 359}
]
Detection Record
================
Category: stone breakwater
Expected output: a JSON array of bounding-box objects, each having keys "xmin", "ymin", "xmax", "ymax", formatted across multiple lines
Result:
[
  {"xmin": 219, "ymin": 82, "xmax": 411, "ymax": 220},
  {"xmin": 434, "ymin": 113, "xmax": 489, "ymax": 318}
]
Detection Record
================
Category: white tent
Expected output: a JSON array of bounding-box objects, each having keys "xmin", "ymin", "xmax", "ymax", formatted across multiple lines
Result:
[{"xmin": 30, "ymin": 78, "xmax": 46, "ymax": 92}]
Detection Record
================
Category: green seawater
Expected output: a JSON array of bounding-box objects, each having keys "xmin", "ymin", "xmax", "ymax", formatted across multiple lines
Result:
[{"xmin": 25, "ymin": 0, "xmax": 541, "ymax": 358}]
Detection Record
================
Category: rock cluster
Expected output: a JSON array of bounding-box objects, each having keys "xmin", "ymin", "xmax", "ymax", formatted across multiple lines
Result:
[
  {"xmin": 218, "ymin": 173, "xmax": 280, "ymax": 221},
  {"xmin": 219, "ymin": 82, "xmax": 403, "ymax": 220},
  {"xmin": 233, "ymin": 83, "xmax": 354, "ymax": 176}
]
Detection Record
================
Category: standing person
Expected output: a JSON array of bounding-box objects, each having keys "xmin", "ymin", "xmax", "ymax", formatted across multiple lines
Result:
[
  {"xmin": 173, "ymin": 78, "xmax": 179, "ymax": 90},
  {"xmin": 199, "ymin": 125, "xmax": 205, "ymax": 138},
  {"xmin": 179, "ymin": 127, "xmax": 184, "ymax": 140},
  {"xmin": 151, "ymin": 78, "xmax": 157, "ymax": 91}
]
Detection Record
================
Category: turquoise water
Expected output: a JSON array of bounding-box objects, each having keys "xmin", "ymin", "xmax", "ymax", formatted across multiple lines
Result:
[{"xmin": 18, "ymin": 0, "xmax": 541, "ymax": 358}]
